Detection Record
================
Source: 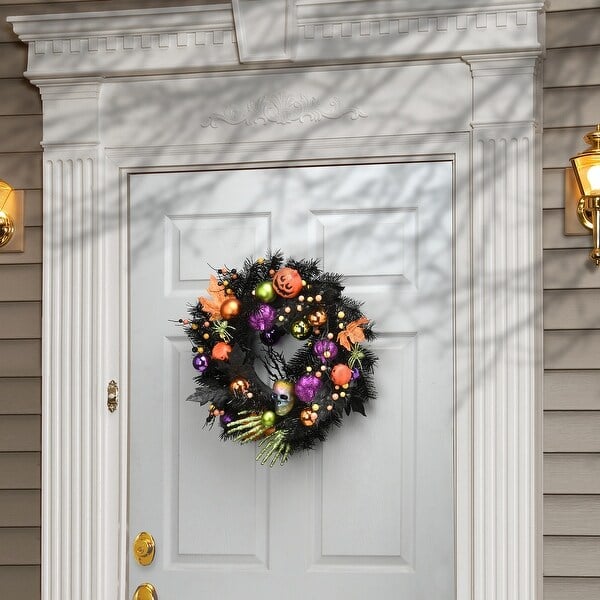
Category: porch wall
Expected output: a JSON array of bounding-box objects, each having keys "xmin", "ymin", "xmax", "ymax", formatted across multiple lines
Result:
[
  {"xmin": 543, "ymin": 4, "xmax": 600, "ymax": 600},
  {"xmin": 1, "ymin": 1, "xmax": 599, "ymax": 599}
]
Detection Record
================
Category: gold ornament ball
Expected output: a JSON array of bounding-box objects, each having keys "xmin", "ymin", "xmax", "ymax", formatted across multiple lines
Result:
[
  {"xmin": 291, "ymin": 319, "xmax": 311, "ymax": 340},
  {"xmin": 220, "ymin": 297, "xmax": 241, "ymax": 320}
]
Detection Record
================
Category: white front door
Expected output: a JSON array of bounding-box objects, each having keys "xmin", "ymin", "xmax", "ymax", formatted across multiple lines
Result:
[{"xmin": 128, "ymin": 161, "xmax": 454, "ymax": 599}]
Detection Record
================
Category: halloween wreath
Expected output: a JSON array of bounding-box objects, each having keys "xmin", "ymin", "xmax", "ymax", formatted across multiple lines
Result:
[{"xmin": 178, "ymin": 251, "xmax": 377, "ymax": 466}]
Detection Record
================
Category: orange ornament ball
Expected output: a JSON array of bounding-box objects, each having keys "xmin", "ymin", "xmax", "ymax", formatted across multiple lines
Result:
[
  {"xmin": 211, "ymin": 342, "xmax": 232, "ymax": 361},
  {"xmin": 220, "ymin": 297, "xmax": 241, "ymax": 320},
  {"xmin": 331, "ymin": 364, "xmax": 353, "ymax": 386},
  {"xmin": 272, "ymin": 268, "xmax": 303, "ymax": 299}
]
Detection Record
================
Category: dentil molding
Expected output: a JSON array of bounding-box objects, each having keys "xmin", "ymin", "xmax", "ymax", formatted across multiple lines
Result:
[{"xmin": 9, "ymin": 1, "xmax": 543, "ymax": 78}]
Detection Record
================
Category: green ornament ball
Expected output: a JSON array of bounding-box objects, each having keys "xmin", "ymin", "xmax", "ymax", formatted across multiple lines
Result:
[
  {"xmin": 255, "ymin": 281, "xmax": 276, "ymax": 303},
  {"xmin": 261, "ymin": 410, "xmax": 276, "ymax": 428},
  {"xmin": 291, "ymin": 319, "xmax": 311, "ymax": 340}
]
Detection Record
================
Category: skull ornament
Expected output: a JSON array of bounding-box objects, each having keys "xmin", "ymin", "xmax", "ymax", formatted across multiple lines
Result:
[{"xmin": 271, "ymin": 380, "xmax": 295, "ymax": 416}]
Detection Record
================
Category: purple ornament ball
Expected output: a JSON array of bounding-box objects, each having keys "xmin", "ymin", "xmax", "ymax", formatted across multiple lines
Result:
[
  {"xmin": 248, "ymin": 303, "xmax": 277, "ymax": 331},
  {"xmin": 220, "ymin": 413, "xmax": 234, "ymax": 426},
  {"xmin": 192, "ymin": 354, "xmax": 209, "ymax": 372},
  {"xmin": 260, "ymin": 327, "xmax": 285, "ymax": 346},
  {"xmin": 351, "ymin": 367, "xmax": 361, "ymax": 380},
  {"xmin": 295, "ymin": 374, "xmax": 322, "ymax": 403},
  {"xmin": 313, "ymin": 339, "xmax": 338, "ymax": 363}
]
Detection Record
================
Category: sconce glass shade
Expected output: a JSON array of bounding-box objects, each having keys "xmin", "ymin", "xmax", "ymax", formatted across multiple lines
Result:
[
  {"xmin": 0, "ymin": 180, "xmax": 15, "ymax": 248},
  {"xmin": 0, "ymin": 180, "xmax": 12, "ymax": 206},
  {"xmin": 570, "ymin": 125, "xmax": 600, "ymax": 197}
]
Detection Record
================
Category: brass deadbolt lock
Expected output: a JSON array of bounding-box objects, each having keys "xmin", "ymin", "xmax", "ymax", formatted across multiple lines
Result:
[
  {"xmin": 133, "ymin": 532, "xmax": 156, "ymax": 566},
  {"xmin": 133, "ymin": 583, "xmax": 158, "ymax": 600}
]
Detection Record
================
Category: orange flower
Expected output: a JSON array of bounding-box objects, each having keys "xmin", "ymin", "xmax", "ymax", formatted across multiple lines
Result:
[
  {"xmin": 337, "ymin": 316, "xmax": 369, "ymax": 350},
  {"xmin": 198, "ymin": 275, "xmax": 227, "ymax": 320}
]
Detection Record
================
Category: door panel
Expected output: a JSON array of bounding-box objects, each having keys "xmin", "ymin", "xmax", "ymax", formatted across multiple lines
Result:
[{"xmin": 129, "ymin": 162, "xmax": 454, "ymax": 599}]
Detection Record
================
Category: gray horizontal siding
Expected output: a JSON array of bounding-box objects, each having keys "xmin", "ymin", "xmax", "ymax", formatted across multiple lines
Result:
[{"xmin": 542, "ymin": 10, "xmax": 600, "ymax": 596}]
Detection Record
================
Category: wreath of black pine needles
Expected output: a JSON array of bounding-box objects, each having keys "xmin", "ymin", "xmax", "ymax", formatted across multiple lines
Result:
[{"xmin": 179, "ymin": 250, "xmax": 377, "ymax": 466}]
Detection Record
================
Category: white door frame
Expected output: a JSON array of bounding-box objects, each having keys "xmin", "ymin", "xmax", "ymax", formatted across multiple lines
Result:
[{"xmin": 9, "ymin": 3, "xmax": 543, "ymax": 600}]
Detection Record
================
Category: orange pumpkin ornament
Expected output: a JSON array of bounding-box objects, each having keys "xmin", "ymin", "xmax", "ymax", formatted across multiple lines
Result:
[
  {"xmin": 272, "ymin": 267, "xmax": 303, "ymax": 299},
  {"xmin": 211, "ymin": 342, "xmax": 232, "ymax": 361},
  {"xmin": 331, "ymin": 364, "xmax": 353, "ymax": 386}
]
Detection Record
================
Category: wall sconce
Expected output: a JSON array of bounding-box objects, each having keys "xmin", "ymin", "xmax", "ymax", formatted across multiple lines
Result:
[
  {"xmin": 569, "ymin": 124, "xmax": 600, "ymax": 266},
  {"xmin": 0, "ymin": 180, "xmax": 24, "ymax": 252}
]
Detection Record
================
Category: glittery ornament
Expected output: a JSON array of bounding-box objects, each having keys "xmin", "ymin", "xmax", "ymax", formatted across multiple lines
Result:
[
  {"xmin": 272, "ymin": 267, "xmax": 303, "ymax": 298},
  {"xmin": 261, "ymin": 411, "xmax": 276, "ymax": 428},
  {"xmin": 192, "ymin": 354, "xmax": 209, "ymax": 372},
  {"xmin": 300, "ymin": 408, "xmax": 318, "ymax": 426},
  {"xmin": 260, "ymin": 327, "xmax": 285, "ymax": 346},
  {"xmin": 295, "ymin": 374, "xmax": 322, "ymax": 403},
  {"xmin": 313, "ymin": 339, "xmax": 338, "ymax": 362},
  {"xmin": 229, "ymin": 377, "xmax": 250, "ymax": 394},
  {"xmin": 308, "ymin": 310, "xmax": 327, "ymax": 327},
  {"xmin": 248, "ymin": 303, "xmax": 277, "ymax": 331},
  {"xmin": 220, "ymin": 297, "xmax": 242, "ymax": 320},
  {"xmin": 290, "ymin": 319, "xmax": 311, "ymax": 340},
  {"xmin": 331, "ymin": 364, "xmax": 353, "ymax": 386},
  {"xmin": 254, "ymin": 281, "xmax": 276, "ymax": 303},
  {"xmin": 271, "ymin": 380, "xmax": 295, "ymax": 416},
  {"xmin": 211, "ymin": 342, "xmax": 232, "ymax": 361}
]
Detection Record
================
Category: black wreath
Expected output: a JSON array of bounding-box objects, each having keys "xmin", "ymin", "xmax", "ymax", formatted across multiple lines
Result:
[{"xmin": 179, "ymin": 251, "xmax": 377, "ymax": 466}]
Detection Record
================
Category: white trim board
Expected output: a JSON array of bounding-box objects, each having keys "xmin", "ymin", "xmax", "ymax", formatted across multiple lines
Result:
[{"xmin": 8, "ymin": 2, "xmax": 544, "ymax": 600}]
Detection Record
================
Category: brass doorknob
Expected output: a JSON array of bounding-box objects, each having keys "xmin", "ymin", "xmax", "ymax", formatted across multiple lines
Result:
[
  {"xmin": 133, "ymin": 583, "xmax": 158, "ymax": 600},
  {"xmin": 133, "ymin": 532, "xmax": 155, "ymax": 566}
]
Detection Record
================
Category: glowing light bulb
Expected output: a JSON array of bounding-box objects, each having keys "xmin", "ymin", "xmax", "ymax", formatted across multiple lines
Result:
[{"xmin": 586, "ymin": 164, "xmax": 600, "ymax": 194}]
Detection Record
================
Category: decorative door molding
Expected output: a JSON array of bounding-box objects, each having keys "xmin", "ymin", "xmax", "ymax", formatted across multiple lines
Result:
[{"xmin": 8, "ymin": 2, "xmax": 544, "ymax": 599}]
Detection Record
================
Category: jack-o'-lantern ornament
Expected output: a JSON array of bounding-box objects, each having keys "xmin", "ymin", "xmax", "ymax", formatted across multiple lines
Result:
[
  {"xmin": 211, "ymin": 341, "xmax": 232, "ymax": 361},
  {"xmin": 272, "ymin": 267, "xmax": 303, "ymax": 299}
]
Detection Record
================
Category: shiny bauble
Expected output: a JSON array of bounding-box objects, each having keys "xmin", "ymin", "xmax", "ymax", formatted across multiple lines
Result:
[
  {"xmin": 308, "ymin": 310, "xmax": 327, "ymax": 327},
  {"xmin": 260, "ymin": 327, "xmax": 285, "ymax": 346},
  {"xmin": 290, "ymin": 319, "xmax": 311, "ymax": 340},
  {"xmin": 220, "ymin": 413, "xmax": 234, "ymax": 426},
  {"xmin": 295, "ymin": 374, "xmax": 322, "ymax": 403},
  {"xmin": 300, "ymin": 408, "xmax": 318, "ymax": 427},
  {"xmin": 313, "ymin": 339, "xmax": 338, "ymax": 362},
  {"xmin": 192, "ymin": 354, "xmax": 209, "ymax": 372},
  {"xmin": 211, "ymin": 342, "xmax": 232, "ymax": 361},
  {"xmin": 331, "ymin": 364, "xmax": 353, "ymax": 386},
  {"xmin": 248, "ymin": 303, "xmax": 277, "ymax": 331},
  {"xmin": 271, "ymin": 380, "xmax": 295, "ymax": 416},
  {"xmin": 272, "ymin": 267, "xmax": 303, "ymax": 299},
  {"xmin": 255, "ymin": 281, "xmax": 276, "ymax": 303},
  {"xmin": 220, "ymin": 297, "xmax": 242, "ymax": 320},
  {"xmin": 229, "ymin": 377, "xmax": 250, "ymax": 395},
  {"xmin": 261, "ymin": 410, "xmax": 276, "ymax": 428}
]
